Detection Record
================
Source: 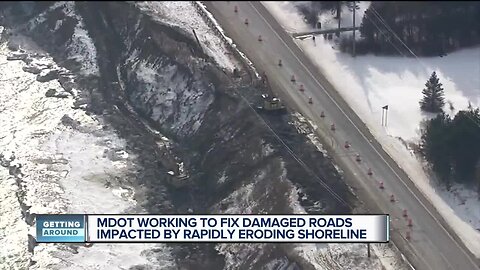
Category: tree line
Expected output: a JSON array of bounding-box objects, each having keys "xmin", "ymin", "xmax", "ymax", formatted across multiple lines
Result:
[
  {"xmin": 357, "ymin": 1, "xmax": 480, "ymax": 56},
  {"xmin": 296, "ymin": 2, "xmax": 480, "ymax": 56}
]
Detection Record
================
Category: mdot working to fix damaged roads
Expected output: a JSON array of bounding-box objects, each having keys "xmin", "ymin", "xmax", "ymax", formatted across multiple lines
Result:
[
  {"xmin": 96, "ymin": 216, "xmax": 354, "ymax": 229},
  {"xmin": 91, "ymin": 215, "xmax": 374, "ymax": 242}
]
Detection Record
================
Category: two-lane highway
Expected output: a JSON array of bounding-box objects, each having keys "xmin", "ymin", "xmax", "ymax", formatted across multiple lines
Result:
[{"xmin": 204, "ymin": 2, "xmax": 480, "ymax": 270}]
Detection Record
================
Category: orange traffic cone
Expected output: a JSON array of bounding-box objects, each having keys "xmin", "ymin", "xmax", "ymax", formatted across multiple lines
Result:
[
  {"xmin": 278, "ymin": 59, "xmax": 282, "ymax": 66},
  {"xmin": 291, "ymin": 75, "xmax": 296, "ymax": 82},
  {"xmin": 330, "ymin": 123, "xmax": 336, "ymax": 131},
  {"xmin": 406, "ymin": 231, "xmax": 411, "ymax": 240},
  {"xmin": 367, "ymin": 168, "xmax": 373, "ymax": 176},
  {"xmin": 344, "ymin": 141, "xmax": 350, "ymax": 149},
  {"xmin": 299, "ymin": 84, "xmax": 304, "ymax": 92},
  {"xmin": 407, "ymin": 218, "xmax": 413, "ymax": 227},
  {"xmin": 308, "ymin": 97, "xmax": 313, "ymax": 104},
  {"xmin": 379, "ymin": 181, "xmax": 384, "ymax": 189},
  {"xmin": 320, "ymin": 111, "xmax": 325, "ymax": 118},
  {"xmin": 355, "ymin": 154, "xmax": 361, "ymax": 162},
  {"xmin": 390, "ymin": 194, "xmax": 395, "ymax": 202},
  {"xmin": 258, "ymin": 35, "xmax": 263, "ymax": 42},
  {"xmin": 244, "ymin": 18, "xmax": 249, "ymax": 25},
  {"xmin": 234, "ymin": 5, "xmax": 238, "ymax": 13},
  {"xmin": 402, "ymin": 209, "xmax": 408, "ymax": 217}
]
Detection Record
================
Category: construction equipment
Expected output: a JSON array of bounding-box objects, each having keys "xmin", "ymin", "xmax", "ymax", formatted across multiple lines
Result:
[
  {"xmin": 257, "ymin": 94, "xmax": 286, "ymax": 113},
  {"xmin": 256, "ymin": 70, "xmax": 286, "ymax": 113}
]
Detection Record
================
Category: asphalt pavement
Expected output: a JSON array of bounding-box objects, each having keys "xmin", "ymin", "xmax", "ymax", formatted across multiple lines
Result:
[{"xmin": 204, "ymin": 2, "xmax": 480, "ymax": 270}]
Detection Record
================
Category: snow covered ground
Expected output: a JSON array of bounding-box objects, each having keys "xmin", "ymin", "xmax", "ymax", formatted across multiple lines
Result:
[
  {"xmin": 0, "ymin": 31, "xmax": 174, "ymax": 270},
  {"xmin": 262, "ymin": 0, "xmax": 480, "ymax": 258}
]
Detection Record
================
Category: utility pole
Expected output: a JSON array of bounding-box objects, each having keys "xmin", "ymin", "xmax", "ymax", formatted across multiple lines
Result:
[{"xmin": 352, "ymin": 1, "xmax": 356, "ymax": 57}]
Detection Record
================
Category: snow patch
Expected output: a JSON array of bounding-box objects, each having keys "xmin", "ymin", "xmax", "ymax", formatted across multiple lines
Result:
[
  {"xmin": 218, "ymin": 170, "xmax": 228, "ymax": 184},
  {"xmin": 67, "ymin": 18, "xmax": 99, "ymax": 76},
  {"xmin": 61, "ymin": 2, "xmax": 99, "ymax": 76},
  {"xmin": 290, "ymin": 112, "xmax": 328, "ymax": 156}
]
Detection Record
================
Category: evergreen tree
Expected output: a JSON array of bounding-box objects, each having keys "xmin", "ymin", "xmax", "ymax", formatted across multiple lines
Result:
[
  {"xmin": 449, "ymin": 108, "xmax": 480, "ymax": 183},
  {"xmin": 420, "ymin": 113, "xmax": 452, "ymax": 187},
  {"xmin": 420, "ymin": 71, "xmax": 445, "ymax": 113},
  {"xmin": 420, "ymin": 108, "xmax": 480, "ymax": 189}
]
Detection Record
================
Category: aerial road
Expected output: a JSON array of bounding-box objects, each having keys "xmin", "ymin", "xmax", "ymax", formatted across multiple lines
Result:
[{"xmin": 203, "ymin": 2, "xmax": 480, "ymax": 270}]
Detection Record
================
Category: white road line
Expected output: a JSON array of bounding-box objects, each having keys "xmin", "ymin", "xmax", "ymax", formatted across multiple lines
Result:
[{"xmin": 247, "ymin": 1, "xmax": 477, "ymax": 268}]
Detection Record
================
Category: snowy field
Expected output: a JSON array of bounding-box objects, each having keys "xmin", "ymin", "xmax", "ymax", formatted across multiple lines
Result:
[{"xmin": 262, "ymin": 0, "xmax": 480, "ymax": 257}]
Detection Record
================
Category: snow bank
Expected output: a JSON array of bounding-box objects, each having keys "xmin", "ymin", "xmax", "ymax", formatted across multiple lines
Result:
[
  {"xmin": 262, "ymin": 1, "xmax": 480, "ymax": 257},
  {"xmin": 260, "ymin": 2, "xmax": 312, "ymax": 34}
]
